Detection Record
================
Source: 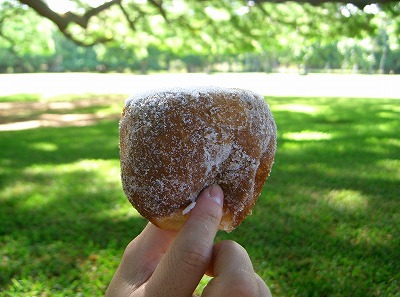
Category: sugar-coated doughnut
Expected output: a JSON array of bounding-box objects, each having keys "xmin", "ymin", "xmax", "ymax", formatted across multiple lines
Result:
[{"xmin": 119, "ymin": 86, "xmax": 276, "ymax": 232}]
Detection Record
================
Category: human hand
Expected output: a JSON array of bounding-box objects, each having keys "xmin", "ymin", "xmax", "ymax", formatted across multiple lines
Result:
[{"xmin": 105, "ymin": 184, "xmax": 272, "ymax": 297}]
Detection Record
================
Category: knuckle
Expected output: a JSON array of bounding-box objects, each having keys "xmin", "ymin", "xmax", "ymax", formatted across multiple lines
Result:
[
  {"xmin": 225, "ymin": 273, "xmax": 259, "ymax": 297},
  {"xmin": 174, "ymin": 245, "xmax": 209, "ymax": 274},
  {"xmin": 123, "ymin": 239, "xmax": 138, "ymax": 258},
  {"xmin": 197, "ymin": 207, "xmax": 221, "ymax": 227},
  {"xmin": 215, "ymin": 240, "xmax": 249, "ymax": 260}
]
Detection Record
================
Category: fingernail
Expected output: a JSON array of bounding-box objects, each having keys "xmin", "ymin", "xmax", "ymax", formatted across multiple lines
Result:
[{"xmin": 208, "ymin": 184, "xmax": 224, "ymax": 207}]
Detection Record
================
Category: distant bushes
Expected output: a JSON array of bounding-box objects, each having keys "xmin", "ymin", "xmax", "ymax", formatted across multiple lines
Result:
[{"xmin": 1, "ymin": 32, "xmax": 399, "ymax": 74}]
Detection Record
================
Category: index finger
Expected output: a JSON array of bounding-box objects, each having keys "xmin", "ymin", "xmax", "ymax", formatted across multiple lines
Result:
[
  {"xmin": 105, "ymin": 223, "xmax": 177, "ymax": 296},
  {"xmin": 145, "ymin": 184, "xmax": 224, "ymax": 297}
]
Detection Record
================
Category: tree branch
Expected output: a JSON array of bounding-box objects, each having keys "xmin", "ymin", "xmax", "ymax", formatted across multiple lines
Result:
[
  {"xmin": 15, "ymin": 0, "xmax": 400, "ymax": 47},
  {"xmin": 18, "ymin": 0, "xmax": 120, "ymax": 45},
  {"xmin": 253, "ymin": 0, "xmax": 398, "ymax": 9},
  {"xmin": 19, "ymin": 0, "xmax": 69, "ymax": 30},
  {"xmin": 148, "ymin": 0, "xmax": 168, "ymax": 22},
  {"xmin": 62, "ymin": 31, "xmax": 113, "ymax": 47},
  {"xmin": 255, "ymin": 3, "xmax": 300, "ymax": 27},
  {"xmin": 19, "ymin": 0, "xmax": 121, "ymax": 30},
  {"xmin": 119, "ymin": 3, "xmax": 137, "ymax": 31}
]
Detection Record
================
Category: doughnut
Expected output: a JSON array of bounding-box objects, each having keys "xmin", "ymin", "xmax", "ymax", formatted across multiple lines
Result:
[{"xmin": 119, "ymin": 86, "xmax": 276, "ymax": 232}]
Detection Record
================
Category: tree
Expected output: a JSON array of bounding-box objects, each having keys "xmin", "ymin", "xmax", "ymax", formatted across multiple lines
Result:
[
  {"xmin": 1, "ymin": 0, "xmax": 399, "ymax": 73},
  {"xmin": 7, "ymin": 0, "xmax": 400, "ymax": 47}
]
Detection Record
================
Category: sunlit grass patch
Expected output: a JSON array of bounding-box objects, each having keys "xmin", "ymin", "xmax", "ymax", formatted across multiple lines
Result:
[
  {"xmin": 195, "ymin": 275, "xmax": 213, "ymax": 295},
  {"xmin": 91, "ymin": 102, "xmax": 123, "ymax": 116},
  {"xmin": 326, "ymin": 189, "xmax": 368, "ymax": 211},
  {"xmin": 376, "ymin": 159, "xmax": 400, "ymax": 176},
  {"xmin": 29, "ymin": 142, "xmax": 59, "ymax": 152},
  {"xmin": 46, "ymin": 93, "xmax": 124, "ymax": 102},
  {"xmin": 283, "ymin": 130, "xmax": 332, "ymax": 141},
  {"xmin": 0, "ymin": 94, "xmax": 42, "ymax": 102},
  {"xmin": 273, "ymin": 103, "xmax": 323, "ymax": 114}
]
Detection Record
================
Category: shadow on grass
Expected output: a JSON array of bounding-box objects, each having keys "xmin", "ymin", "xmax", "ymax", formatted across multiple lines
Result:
[
  {"xmin": 0, "ymin": 97, "xmax": 399, "ymax": 296},
  {"xmin": 0, "ymin": 120, "xmax": 119, "ymax": 170}
]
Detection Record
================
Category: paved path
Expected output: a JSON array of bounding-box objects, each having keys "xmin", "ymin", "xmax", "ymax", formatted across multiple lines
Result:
[{"xmin": 0, "ymin": 73, "xmax": 399, "ymax": 99}]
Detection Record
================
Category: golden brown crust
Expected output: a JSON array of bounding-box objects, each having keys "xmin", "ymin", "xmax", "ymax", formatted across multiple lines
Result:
[{"xmin": 119, "ymin": 86, "xmax": 276, "ymax": 232}]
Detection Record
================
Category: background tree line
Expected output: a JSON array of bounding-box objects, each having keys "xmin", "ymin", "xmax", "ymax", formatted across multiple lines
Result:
[{"xmin": 0, "ymin": 0, "xmax": 399, "ymax": 74}]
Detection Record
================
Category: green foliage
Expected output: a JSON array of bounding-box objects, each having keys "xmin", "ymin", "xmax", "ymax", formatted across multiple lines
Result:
[
  {"xmin": 0, "ymin": 1, "xmax": 399, "ymax": 73},
  {"xmin": 0, "ymin": 0, "xmax": 55, "ymax": 72},
  {"xmin": 52, "ymin": 32, "xmax": 99, "ymax": 72},
  {"xmin": 0, "ymin": 3, "xmax": 398, "ymax": 73},
  {"xmin": 0, "ymin": 90, "xmax": 399, "ymax": 296}
]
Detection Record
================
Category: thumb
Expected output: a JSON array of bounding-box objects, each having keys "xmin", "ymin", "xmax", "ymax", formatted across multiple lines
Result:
[
  {"xmin": 145, "ymin": 184, "xmax": 224, "ymax": 297},
  {"xmin": 185, "ymin": 184, "xmax": 224, "ymax": 231}
]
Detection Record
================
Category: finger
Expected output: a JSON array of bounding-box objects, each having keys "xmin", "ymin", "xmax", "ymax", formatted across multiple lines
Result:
[
  {"xmin": 106, "ymin": 223, "xmax": 177, "ymax": 296},
  {"xmin": 255, "ymin": 273, "xmax": 273, "ymax": 297},
  {"xmin": 121, "ymin": 223, "xmax": 178, "ymax": 282},
  {"xmin": 145, "ymin": 184, "xmax": 224, "ymax": 297},
  {"xmin": 202, "ymin": 240, "xmax": 260, "ymax": 297}
]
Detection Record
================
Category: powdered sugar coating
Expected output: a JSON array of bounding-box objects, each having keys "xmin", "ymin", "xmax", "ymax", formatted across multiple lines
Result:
[{"xmin": 120, "ymin": 86, "xmax": 277, "ymax": 231}]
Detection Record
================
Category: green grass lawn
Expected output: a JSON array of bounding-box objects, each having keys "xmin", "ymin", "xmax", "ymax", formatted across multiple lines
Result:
[{"xmin": 0, "ymin": 94, "xmax": 399, "ymax": 296}]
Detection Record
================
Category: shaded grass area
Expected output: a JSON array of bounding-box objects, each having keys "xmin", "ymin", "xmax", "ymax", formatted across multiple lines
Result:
[{"xmin": 1, "ymin": 95, "xmax": 399, "ymax": 296}]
